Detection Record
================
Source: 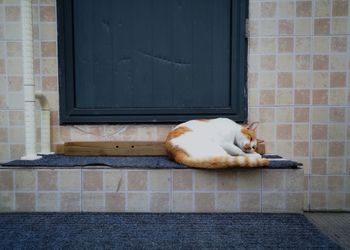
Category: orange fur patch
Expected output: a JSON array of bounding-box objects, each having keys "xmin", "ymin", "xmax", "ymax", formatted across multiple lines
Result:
[
  {"xmin": 196, "ymin": 119, "xmax": 210, "ymax": 122},
  {"xmin": 165, "ymin": 126, "xmax": 192, "ymax": 141},
  {"xmin": 165, "ymin": 126, "xmax": 192, "ymax": 160},
  {"xmin": 241, "ymin": 127, "xmax": 257, "ymax": 141},
  {"xmin": 244, "ymin": 156, "xmax": 250, "ymax": 166}
]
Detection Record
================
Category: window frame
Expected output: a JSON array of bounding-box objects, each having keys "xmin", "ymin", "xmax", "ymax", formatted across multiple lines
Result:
[{"xmin": 57, "ymin": 0, "xmax": 248, "ymax": 124}]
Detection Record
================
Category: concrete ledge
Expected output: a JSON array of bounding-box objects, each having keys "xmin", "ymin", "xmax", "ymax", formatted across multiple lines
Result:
[{"xmin": 0, "ymin": 168, "xmax": 304, "ymax": 213}]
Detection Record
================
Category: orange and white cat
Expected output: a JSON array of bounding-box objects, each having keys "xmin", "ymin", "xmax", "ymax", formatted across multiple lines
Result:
[{"xmin": 165, "ymin": 118, "xmax": 268, "ymax": 168}]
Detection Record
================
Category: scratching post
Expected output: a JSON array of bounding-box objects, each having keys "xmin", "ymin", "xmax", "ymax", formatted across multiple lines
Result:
[{"xmin": 21, "ymin": 0, "xmax": 41, "ymax": 160}]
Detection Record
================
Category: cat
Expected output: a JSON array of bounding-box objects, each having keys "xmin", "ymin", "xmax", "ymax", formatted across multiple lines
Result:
[{"xmin": 165, "ymin": 118, "xmax": 268, "ymax": 169}]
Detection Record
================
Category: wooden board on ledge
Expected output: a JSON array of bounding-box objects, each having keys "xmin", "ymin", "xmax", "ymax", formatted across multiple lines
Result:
[
  {"xmin": 60, "ymin": 140, "xmax": 266, "ymax": 156},
  {"xmin": 63, "ymin": 141, "xmax": 167, "ymax": 156},
  {"xmin": 256, "ymin": 139, "xmax": 266, "ymax": 155}
]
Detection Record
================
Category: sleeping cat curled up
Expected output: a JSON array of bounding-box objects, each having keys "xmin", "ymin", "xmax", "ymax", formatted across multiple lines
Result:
[{"xmin": 165, "ymin": 118, "xmax": 269, "ymax": 169}]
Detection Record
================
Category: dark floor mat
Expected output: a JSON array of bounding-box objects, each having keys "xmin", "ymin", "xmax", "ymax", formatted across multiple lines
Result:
[
  {"xmin": 2, "ymin": 154, "xmax": 302, "ymax": 169},
  {"xmin": 0, "ymin": 213, "xmax": 341, "ymax": 249},
  {"xmin": 306, "ymin": 213, "xmax": 350, "ymax": 249}
]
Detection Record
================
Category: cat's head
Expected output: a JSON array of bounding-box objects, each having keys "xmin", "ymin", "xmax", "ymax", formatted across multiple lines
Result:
[{"xmin": 236, "ymin": 122, "xmax": 259, "ymax": 153}]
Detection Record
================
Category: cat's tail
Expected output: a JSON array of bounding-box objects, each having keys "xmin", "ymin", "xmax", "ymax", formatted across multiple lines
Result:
[{"xmin": 166, "ymin": 146, "xmax": 269, "ymax": 169}]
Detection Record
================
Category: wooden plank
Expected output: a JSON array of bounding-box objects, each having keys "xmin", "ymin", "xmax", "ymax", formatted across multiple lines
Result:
[
  {"xmin": 62, "ymin": 139, "xmax": 265, "ymax": 156},
  {"xmin": 63, "ymin": 141, "xmax": 167, "ymax": 156},
  {"xmin": 55, "ymin": 144, "xmax": 64, "ymax": 154},
  {"xmin": 256, "ymin": 143, "xmax": 265, "ymax": 155},
  {"xmin": 256, "ymin": 139, "xmax": 265, "ymax": 155}
]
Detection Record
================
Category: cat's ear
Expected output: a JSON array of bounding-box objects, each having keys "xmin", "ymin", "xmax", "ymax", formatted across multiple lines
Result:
[{"xmin": 247, "ymin": 121, "xmax": 259, "ymax": 131}]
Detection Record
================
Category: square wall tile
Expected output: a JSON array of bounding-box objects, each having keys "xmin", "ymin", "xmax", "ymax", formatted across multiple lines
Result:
[
  {"xmin": 127, "ymin": 192, "xmax": 149, "ymax": 212},
  {"xmin": 195, "ymin": 193, "xmax": 215, "ymax": 212},
  {"xmin": 309, "ymin": 176, "xmax": 327, "ymax": 192},
  {"xmin": 310, "ymin": 193, "xmax": 327, "ymax": 211},
  {"xmin": 195, "ymin": 171, "xmax": 216, "ymax": 191},
  {"xmin": 0, "ymin": 192, "xmax": 14, "ymax": 212},
  {"xmin": 314, "ymin": 19, "xmax": 331, "ymax": 35},
  {"xmin": 58, "ymin": 170, "xmax": 81, "ymax": 192},
  {"xmin": 150, "ymin": 193, "xmax": 170, "ymax": 212},
  {"xmin": 127, "ymin": 171, "xmax": 147, "ymax": 191},
  {"xmin": 345, "ymin": 194, "xmax": 350, "ymax": 210},
  {"xmin": 173, "ymin": 192, "xmax": 193, "ymax": 212},
  {"xmin": 0, "ymin": 170, "xmax": 13, "ymax": 191},
  {"xmin": 217, "ymin": 171, "xmax": 237, "ymax": 191},
  {"xmin": 311, "ymin": 159, "xmax": 327, "ymax": 175},
  {"xmin": 327, "ymin": 193, "xmax": 345, "ymax": 210},
  {"xmin": 105, "ymin": 193, "xmax": 125, "ymax": 212},
  {"xmin": 38, "ymin": 170, "xmax": 57, "ymax": 191},
  {"xmin": 327, "ymin": 158, "xmax": 346, "ymax": 174},
  {"xmin": 15, "ymin": 170, "xmax": 36, "ymax": 191},
  {"xmin": 238, "ymin": 170, "xmax": 261, "ymax": 191},
  {"xmin": 239, "ymin": 193, "xmax": 261, "ymax": 212},
  {"xmin": 262, "ymin": 193, "xmax": 286, "ymax": 212},
  {"xmin": 315, "ymin": 0, "xmax": 331, "ymax": 17},
  {"xmin": 328, "ymin": 176, "xmax": 344, "ymax": 192},
  {"xmin": 332, "ymin": 0, "xmax": 348, "ymax": 17},
  {"xmin": 83, "ymin": 170, "xmax": 103, "ymax": 191},
  {"xmin": 286, "ymin": 193, "xmax": 304, "ymax": 213},
  {"xmin": 83, "ymin": 192, "xmax": 104, "ymax": 212},
  {"xmin": 262, "ymin": 170, "xmax": 285, "ymax": 191},
  {"xmin": 149, "ymin": 170, "xmax": 170, "ymax": 192},
  {"xmin": 104, "ymin": 170, "xmax": 125, "ymax": 192},
  {"xmin": 60, "ymin": 192, "xmax": 81, "ymax": 212},
  {"xmin": 173, "ymin": 170, "xmax": 193, "ymax": 191},
  {"xmin": 37, "ymin": 193, "xmax": 58, "ymax": 212},
  {"xmin": 279, "ymin": 2, "xmax": 295, "ymax": 18},
  {"xmin": 15, "ymin": 193, "xmax": 35, "ymax": 212},
  {"xmin": 216, "ymin": 192, "xmax": 239, "ymax": 212},
  {"xmin": 285, "ymin": 170, "xmax": 304, "ymax": 192}
]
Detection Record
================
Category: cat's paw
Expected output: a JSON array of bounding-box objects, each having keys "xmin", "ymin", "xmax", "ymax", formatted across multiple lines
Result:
[{"xmin": 245, "ymin": 152, "xmax": 262, "ymax": 159}]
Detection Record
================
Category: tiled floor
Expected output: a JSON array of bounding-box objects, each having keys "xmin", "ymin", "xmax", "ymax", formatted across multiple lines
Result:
[{"xmin": 306, "ymin": 213, "xmax": 350, "ymax": 249}]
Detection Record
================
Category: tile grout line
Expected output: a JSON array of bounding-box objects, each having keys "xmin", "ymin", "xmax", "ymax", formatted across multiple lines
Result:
[
  {"xmin": 214, "ymin": 172, "xmax": 218, "ymax": 212},
  {"xmin": 102, "ymin": 169, "xmax": 106, "ymax": 212},
  {"xmin": 325, "ymin": 0, "xmax": 331, "ymax": 212},
  {"xmin": 37, "ymin": 3, "xmax": 42, "ymax": 93},
  {"xmin": 147, "ymin": 170, "xmax": 150, "ymax": 212},
  {"xmin": 283, "ymin": 170, "xmax": 287, "ymax": 211},
  {"xmin": 125, "ymin": 170, "xmax": 128, "ymax": 212},
  {"xmin": 260, "ymin": 169, "xmax": 263, "ymax": 212},
  {"xmin": 307, "ymin": 0, "xmax": 316, "ymax": 212},
  {"xmin": 80, "ymin": 168, "xmax": 82, "ymax": 213},
  {"xmin": 35, "ymin": 170, "xmax": 38, "ymax": 211},
  {"xmin": 57, "ymin": 169, "xmax": 60, "ymax": 212},
  {"xmin": 170, "ymin": 169, "xmax": 173, "ymax": 212},
  {"xmin": 192, "ymin": 170, "xmax": 195, "ymax": 212},
  {"xmin": 12, "ymin": 170, "xmax": 15, "ymax": 211}
]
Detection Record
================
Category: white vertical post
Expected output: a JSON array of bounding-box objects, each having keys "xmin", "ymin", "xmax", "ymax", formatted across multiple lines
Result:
[
  {"xmin": 35, "ymin": 92, "xmax": 53, "ymax": 155},
  {"xmin": 40, "ymin": 110, "xmax": 51, "ymax": 154},
  {"xmin": 21, "ymin": 0, "xmax": 41, "ymax": 160}
]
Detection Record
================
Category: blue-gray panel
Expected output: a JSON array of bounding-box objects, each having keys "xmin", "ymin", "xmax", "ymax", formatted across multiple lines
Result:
[{"xmin": 73, "ymin": 0, "xmax": 231, "ymax": 109}]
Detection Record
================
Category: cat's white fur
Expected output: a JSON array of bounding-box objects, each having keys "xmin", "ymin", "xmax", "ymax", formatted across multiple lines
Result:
[
  {"xmin": 165, "ymin": 118, "xmax": 268, "ymax": 168},
  {"xmin": 171, "ymin": 118, "xmax": 260, "ymax": 158}
]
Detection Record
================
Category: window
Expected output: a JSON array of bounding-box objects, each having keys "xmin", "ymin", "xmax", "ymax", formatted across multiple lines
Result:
[{"xmin": 57, "ymin": 0, "xmax": 248, "ymax": 124}]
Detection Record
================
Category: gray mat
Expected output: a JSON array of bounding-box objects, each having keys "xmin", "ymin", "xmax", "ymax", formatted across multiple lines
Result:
[
  {"xmin": 0, "ymin": 213, "xmax": 341, "ymax": 249},
  {"xmin": 2, "ymin": 154, "xmax": 302, "ymax": 169},
  {"xmin": 306, "ymin": 213, "xmax": 350, "ymax": 249}
]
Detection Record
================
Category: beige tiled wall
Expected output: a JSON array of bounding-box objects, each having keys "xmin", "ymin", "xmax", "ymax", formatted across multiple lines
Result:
[
  {"xmin": 0, "ymin": 0, "xmax": 349, "ymax": 211},
  {"xmin": 247, "ymin": 0, "xmax": 350, "ymax": 211},
  {"xmin": 0, "ymin": 168, "xmax": 304, "ymax": 213}
]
